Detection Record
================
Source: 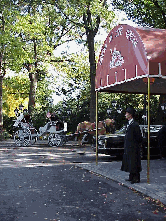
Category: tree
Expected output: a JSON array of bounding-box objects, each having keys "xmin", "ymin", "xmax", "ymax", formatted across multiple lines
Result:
[
  {"xmin": 53, "ymin": 52, "xmax": 90, "ymax": 96},
  {"xmin": 14, "ymin": 9, "xmax": 52, "ymax": 113},
  {"xmin": 0, "ymin": 2, "xmax": 26, "ymax": 139},
  {"xmin": 112, "ymin": 0, "xmax": 166, "ymax": 29},
  {"xmin": 3, "ymin": 74, "xmax": 30, "ymax": 117},
  {"xmin": 1, "ymin": 0, "xmax": 85, "ymax": 138},
  {"xmin": 3, "ymin": 68, "xmax": 54, "ymax": 117},
  {"xmin": 13, "ymin": 0, "xmax": 82, "ymax": 114},
  {"xmin": 52, "ymin": 0, "xmax": 115, "ymax": 122}
]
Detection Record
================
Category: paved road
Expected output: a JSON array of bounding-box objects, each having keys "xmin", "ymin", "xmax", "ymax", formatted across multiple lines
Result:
[
  {"xmin": 0, "ymin": 140, "xmax": 166, "ymax": 221},
  {"xmin": 0, "ymin": 140, "xmax": 117, "ymax": 167}
]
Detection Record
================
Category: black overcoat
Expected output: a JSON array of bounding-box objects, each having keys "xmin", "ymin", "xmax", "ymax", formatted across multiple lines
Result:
[{"xmin": 121, "ymin": 121, "xmax": 142, "ymax": 173}]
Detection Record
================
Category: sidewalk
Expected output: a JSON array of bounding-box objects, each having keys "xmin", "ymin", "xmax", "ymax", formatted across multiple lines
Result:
[{"xmin": 77, "ymin": 158, "xmax": 166, "ymax": 205}]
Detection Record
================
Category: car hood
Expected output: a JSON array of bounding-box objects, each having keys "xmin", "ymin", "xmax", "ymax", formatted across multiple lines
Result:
[{"xmin": 98, "ymin": 133, "xmax": 125, "ymax": 139}]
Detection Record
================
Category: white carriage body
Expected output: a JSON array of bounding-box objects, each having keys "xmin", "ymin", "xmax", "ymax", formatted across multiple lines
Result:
[{"xmin": 13, "ymin": 114, "xmax": 67, "ymax": 147}]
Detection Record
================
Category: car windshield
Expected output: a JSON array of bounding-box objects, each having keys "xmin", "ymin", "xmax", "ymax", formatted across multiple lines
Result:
[{"xmin": 116, "ymin": 125, "xmax": 163, "ymax": 135}]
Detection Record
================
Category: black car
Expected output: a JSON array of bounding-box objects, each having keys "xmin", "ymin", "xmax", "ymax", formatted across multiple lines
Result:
[{"xmin": 92, "ymin": 125, "xmax": 163, "ymax": 158}]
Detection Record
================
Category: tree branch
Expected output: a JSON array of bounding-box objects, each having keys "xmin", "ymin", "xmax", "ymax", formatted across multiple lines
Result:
[
  {"xmin": 93, "ymin": 15, "xmax": 100, "ymax": 36},
  {"xmin": 50, "ymin": 59, "xmax": 73, "ymax": 62},
  {"xmin": 54, "ymin": 38, "xmax": 77, "ymax": 49},
  {"xmin": 54, "ymin": 2, "xmax": 84, "ymax": 28}
]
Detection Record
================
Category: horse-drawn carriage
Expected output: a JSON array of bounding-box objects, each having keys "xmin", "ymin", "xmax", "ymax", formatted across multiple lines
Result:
[
  {"xmin": 13, "ymin": 109, "xmax": 115, "ymax": 147},
  {"xmin": 13, "ymin": 112, "xmax": 67, "ymax": 147}
]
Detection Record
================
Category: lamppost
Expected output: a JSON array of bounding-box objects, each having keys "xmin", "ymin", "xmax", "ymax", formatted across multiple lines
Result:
[
  {"xmin": 61, "ymin": 101, "xmax": 72, "ymax": 120},
  {"xmin": 161, "ymin": 103, "xmax": 166, "ymax": 113},
  {"xmin": 111, "ymin": 100, "xmax": 117, "ymax": 108},
  {"xmin": 112, "ymin": 100, "xmax": 117, "ymax": 119},
  {"xmin": 160, "ymin": 103, "xmax": 166, "ymax": 123},
  {"xmin": 142, "ymin": 94, "xmax": 147, "ymax": 125},
  {"xmin": 23, "ymin": 109, "xmax": 28, "ymax": 114},
  {"xmin": 19, "ymin": 103, "xmax": 24, "ymax": 112},
  {"xmin": 142, "ymin": 114, "xmax": 147, "ymax": 125},
  {"xmin": 56, "ymin": 104, "xmax": 72, "ymax": 132},
  {"xmin": 14, "ymin": 104, "xmax": 25, "ymax": 117},
  {"xmin": 107, "ymin": 107, "xmax": 112, "ymax": 117},
  {"xmin": 107, "ymin": 100, "xmax": 117, "ymax": 119},
  {"xmin": 67, "ymin": 108, "xmax": 72, "ymax": 116},
  {"xmin": 117, "ymin": 107, "xmax": 122, "ymax": 114},
  {"xmin": 57, "ymin": 108, "xmax": 61, "ymax": 116},
  {"xmin": 14, "ymin": 107, "xmax": 19, "ymax": 117}
]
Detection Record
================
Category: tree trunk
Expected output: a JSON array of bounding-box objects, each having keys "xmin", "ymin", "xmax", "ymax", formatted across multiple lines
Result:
[
  {"xmin": 83, "ymin": 9, "xmax": 100, "ymax": 123},
  {"xmin": 0, "ymin": 76, "xmax": 3, "ymax": 140},
  {"xmin": 0, "ymin": 14, "xmax": 5, "ymax": 139},
  {"xmin": 88, "ymin": 34, "xmax": 96, "ymax": 123},
  {"xmin": 28, "ymin": 72, "xmax": 38, "ymax": 114},
  {"xmin": 28, "ymin": 38, "xmax": 38, "ymax": 114}
]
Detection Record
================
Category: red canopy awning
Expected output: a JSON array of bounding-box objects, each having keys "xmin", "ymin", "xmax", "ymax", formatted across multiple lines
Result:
[{"xmin": 95, "ymin": 24, "xmax": 166, "ymax": 94}]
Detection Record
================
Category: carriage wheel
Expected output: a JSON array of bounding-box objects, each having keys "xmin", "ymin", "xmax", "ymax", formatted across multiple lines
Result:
[
  {"xmin": 23, "ymin": 137, "xmax": 30, "ymax": 146},
  {"xmin": 14, "ymin": 130, "xmax": 23, "ymax": 147},
  {"xmin": 48, "ymin": 134, "xmax": 62, "ymax": 147},
  {"xmin": 14, "ymin": 129, "xmax": 30, "ymax": 147}
]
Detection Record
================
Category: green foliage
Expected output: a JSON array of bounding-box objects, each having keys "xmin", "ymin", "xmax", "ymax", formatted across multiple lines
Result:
[
  {"xmin": 35, "ymin": 75, "xmax": 54, "ymax": 109},
  {"xmin": 31, "ymin": 107, "xmax": 48, "ymax": 131},
  {"xmin": 3, "ymin": 74, "xmax": 30, "ymax": 116},
  {"xmin": 55, "ymin": 0, "xmax": 115, "ymax": 28},
  {"xmin": 112, "ymin": 0, "xmax": 166, "ymax": 28},
  {"xmin": 3, "ymin": 72, "xmax": 54, "ymax": 117},
  {"xmin": 13, "ymin": 13, "xmax": 53, "ymax": 70},
  {"xmin": 4, "ymin": 74, "xmax": 30, "ymax": 99},
  {"xmin": 0, "ymin": 8, "xmax": 26, "ymax": 73},
  {"xmin": 59, "ymin": 92, "xmax": 160, "ymax": 131},
  {"xmin": 53, "ymin": 52, "xmax": 90, "ymax": 99},
  {"xmin": 3, "ymin": 115, "xmax": 16, "ymax": 136}
]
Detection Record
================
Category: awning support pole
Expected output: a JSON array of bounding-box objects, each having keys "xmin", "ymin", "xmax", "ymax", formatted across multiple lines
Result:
[
  {"xmin": 96, "ymin": 91, "xmax": 98, "ymax": 165},
  {"xmin": 147, "ymin": 77, "xmax": 150, "ymax": 184}
]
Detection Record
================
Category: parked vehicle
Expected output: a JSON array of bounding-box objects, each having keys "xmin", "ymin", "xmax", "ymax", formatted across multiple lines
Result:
[{"xmin": 92, "ymin": 125, "xmax": 162, "ymax": 158}]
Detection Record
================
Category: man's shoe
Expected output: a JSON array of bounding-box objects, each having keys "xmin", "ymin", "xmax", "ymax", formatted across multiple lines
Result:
[
  {"xmin": 125, "ymin": 179, "xmax": 132, "ymax": 181},
  {"xmin": 130, "ymin": 179, "xmax": 140, "ymax": 184}
]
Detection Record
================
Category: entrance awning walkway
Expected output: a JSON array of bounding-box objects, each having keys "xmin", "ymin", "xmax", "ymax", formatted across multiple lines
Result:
[{"xmin": 95, "ymin": 24, "xmax": 166, "ymax": 183}]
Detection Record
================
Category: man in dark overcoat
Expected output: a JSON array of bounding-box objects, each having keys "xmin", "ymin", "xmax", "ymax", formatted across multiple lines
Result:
[
  {"xmin": 157, "ymin": 123, "xmax": 166, "ymax": 159},
  {"xmin": 121, "ymin": 106, "xmax": 142, "ymax": 184}
]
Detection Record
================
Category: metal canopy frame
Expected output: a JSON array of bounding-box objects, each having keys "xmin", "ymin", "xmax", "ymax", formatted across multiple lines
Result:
[{"xmin": 95, "ymin": 76, "xmax": 151, "ymax": 183}]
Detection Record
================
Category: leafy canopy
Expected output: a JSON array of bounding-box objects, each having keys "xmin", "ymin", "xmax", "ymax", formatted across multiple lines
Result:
[{"xmin": 111, "ymin": 0, "xmax": 166, "ymax": 28}]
